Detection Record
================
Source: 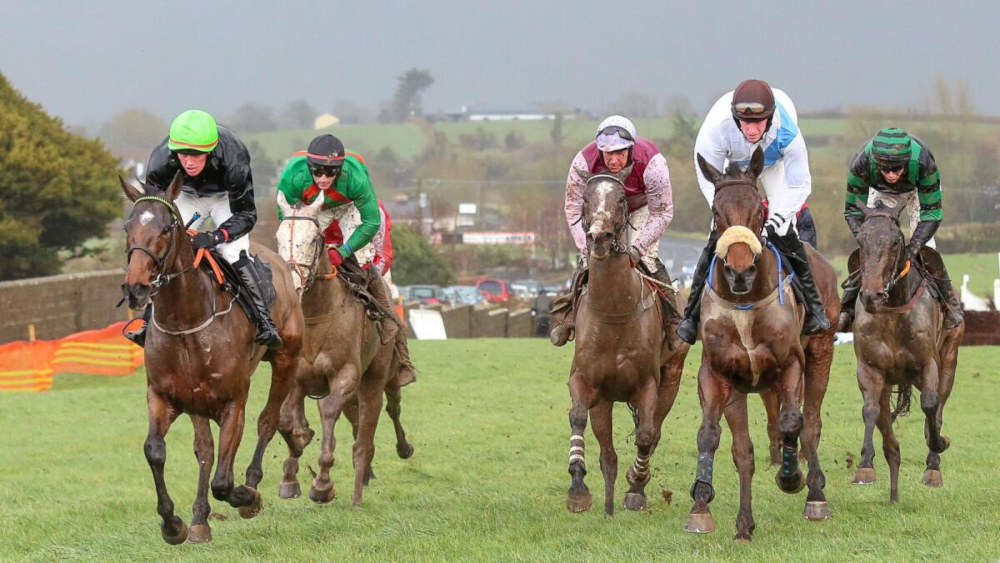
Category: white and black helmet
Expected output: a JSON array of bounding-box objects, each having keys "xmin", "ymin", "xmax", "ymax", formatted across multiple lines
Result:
[{"xmin": 595, "ymin": 115, "xmax": 636, "ymax": 152}]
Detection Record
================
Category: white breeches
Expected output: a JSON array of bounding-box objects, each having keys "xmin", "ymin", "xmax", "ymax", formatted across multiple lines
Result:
[{"xmin": 174, "ymin": 191, "xmax": 251, "ymax": 263}]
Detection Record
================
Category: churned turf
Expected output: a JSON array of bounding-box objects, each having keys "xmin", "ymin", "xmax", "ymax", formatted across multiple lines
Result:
[{"xmin": 0, "ymin": 340, "xmax": 998, "ymax": 562}]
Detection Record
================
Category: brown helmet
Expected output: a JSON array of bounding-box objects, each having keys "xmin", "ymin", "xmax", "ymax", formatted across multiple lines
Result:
[{"xmin": 731, "ymin": 79, "xmax": 775, "ymax": 121}]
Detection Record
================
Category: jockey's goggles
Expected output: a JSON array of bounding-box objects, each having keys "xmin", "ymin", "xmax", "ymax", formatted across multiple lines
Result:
[
  {"xmin": 309, "ymin": 165, "xmax": 341, "ymax": 178},
  {"xmin": 878, "ymin": 164, "xmax": 906, "ymax": 174},
  {"xmin": 733, "ymin": 102, "xmax": 769, "ymax": 116},
  {"xmin": 597, "ymin": 125, "xmax": 634, "ymax": 142}
]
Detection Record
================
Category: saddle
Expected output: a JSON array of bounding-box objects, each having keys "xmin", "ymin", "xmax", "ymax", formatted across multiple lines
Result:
[{"xmin": 204, "ymin": 250, "xmax": 276, "ymax": 320}]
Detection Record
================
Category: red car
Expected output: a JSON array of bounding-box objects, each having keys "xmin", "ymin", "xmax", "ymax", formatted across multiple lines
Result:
[{"xmin": 476, "ymin": 279, "xmax": 512, "ymax": 303}]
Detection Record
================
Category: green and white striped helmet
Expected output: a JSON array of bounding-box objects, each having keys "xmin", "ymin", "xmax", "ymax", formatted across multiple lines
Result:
[{"xmin": 871, "ymin": 127, "xmax": 912, "ymax": 165}]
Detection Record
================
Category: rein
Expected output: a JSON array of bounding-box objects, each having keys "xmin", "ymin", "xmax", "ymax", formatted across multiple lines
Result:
[
  {"xmin": 124, "ymin": 196, "xmax": 192, "ymax": 295},
  {"xmin": 582, "ymin": 175, "xmax": 631, "ymax": 255}
]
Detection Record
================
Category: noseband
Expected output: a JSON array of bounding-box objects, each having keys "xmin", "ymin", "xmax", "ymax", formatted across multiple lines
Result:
[
  {"xmin": 862, "ymin": 212, "xmax": 911, "ymax": 295},
  {"xmin": 582, "ymin": 175, "xmax": 630, "ymax": 254},
  {"xmin": 124, "ymin": 196, "xmax": 190, "ymax": 295}
]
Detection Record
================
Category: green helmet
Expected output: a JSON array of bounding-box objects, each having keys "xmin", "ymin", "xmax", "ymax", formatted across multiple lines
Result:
[
  {"xmin": 870, "ymin": 127, "xmax": 912, "ymax": 165},
  {"xmin": 168, "ymin": 110, "xmax": 219, "ymax": 152}
]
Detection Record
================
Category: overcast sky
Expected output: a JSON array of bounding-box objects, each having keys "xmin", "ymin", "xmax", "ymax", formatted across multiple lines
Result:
[{"xmin": 2, "ymin": 0, "xmax": 997, "ymax": 127}]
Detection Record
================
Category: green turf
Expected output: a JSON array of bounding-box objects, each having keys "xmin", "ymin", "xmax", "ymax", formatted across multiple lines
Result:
[{"xmin": 1, "ymin": 340, "xmax": 998, "ymax": 561}]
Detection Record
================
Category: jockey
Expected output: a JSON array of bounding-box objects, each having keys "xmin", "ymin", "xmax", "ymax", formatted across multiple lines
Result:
[
  {"xmin": 839, "ymin": 127, "xmax": 963, "ymax": 330},
  {"xmin": 762, "ymin": 201, "xmax": 817, "ymax": 248},
  {"xmin": 549, "ymin": 115, "xmax": 676, "ymax": 346},
  {"xmin": 322, "ymin": 200, "xmax": 394, "ymax": 278},
  {"xmin": 126, "ymin": 109, "xmax": 282, "ymax": 348},
  {"xmin": 678, "ymin": 79, "xmax": 831, "ymax": 344},
  {"xmin": 276, "ymin": 134, "xmax": 414, "ymax": 381}
]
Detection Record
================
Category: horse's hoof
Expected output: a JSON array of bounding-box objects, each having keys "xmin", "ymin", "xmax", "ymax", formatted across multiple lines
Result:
[
  {"xmin": 567, "ymin": 491, "xmax": 592, "ymax": 513},
  {"xmin": 921, "ymin": 469, "xmax": 943, "ymax": 488},
  {"xmin": 683, "ymin": 512, "xmax": 716, "ymax": 534},
  {"xmin": 623, "ymin": 493, "xmax": 647, "ymax": 511},
  {"xmin": 733, "ymin": 536, "xmax": 752, "ymax": 545},
  {"xmin": 161, "ymin": 518, "xmax": 188, "ymax": 545},
  {"xmin": 279, "ymin": 481, "xmax": 302, "ymax": 499},
  {"xmin": 803, "ymin": 501, "xmax": 831, "ymax": 521},
  {"xmin": 776, "ymin": 470, "xmax": 805, "ymax": 494},
  {"xmin": 187, "ymin": 524, "xmax": 212, "ymax": 544},
  {"xmin": 238, "ymin": 489, "xmax": 263, "ymax": 519},
  {"xmin": 397, "ymin": 441, "xmax": 414, "ymax": 459},
  {"xmin": 309, "ymin": 482, "xmax": 337, "ymax": 504},
  {"xmin": 853, "ymin": 467, "xmax": 877, "ymax": 485}
]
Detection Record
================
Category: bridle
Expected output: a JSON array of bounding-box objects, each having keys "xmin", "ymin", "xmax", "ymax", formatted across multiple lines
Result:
[
  {"xmin": 124, "ymin": 196, "xmax": 192, "ymax": 296},
  {"xmin": 283, "ymin": 213, "xmax": 335, "ymax": 292},
  {"xmin": 861, "ymin": 211, "xmax": 911, "ymax": 296},
  {"xmin": 712, "ymin": 178, "xmax": 764, "ymax": 269},
  {"xmin": 581, "ymin": 175, "xmax": 630, "ymax": 254}
]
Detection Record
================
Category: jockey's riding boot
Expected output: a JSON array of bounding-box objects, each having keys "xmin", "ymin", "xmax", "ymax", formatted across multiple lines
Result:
[
  {"xmin": 647, "ymin": 262, "xmax": 683, "ymax": 350},
  {"xmin": 393, "ymin": 335, "xmax": 417, "ymax": 387},
  {"xmin": 549, "ymin": 261, "xmax": 587, "ymax": 346},
  {"xmin": 934, "ymin": 275, "xmax": 965, "ymax": 330},
  {"xmin": 837, "ymin": 270, "xmax": 861, "ymax": 332},
  {"xmin": 124, "ymin": 304, "xmax": 152, "ymax": 347},
  {"xmin": 779, "ymin": 233, "xmax": 831, "ymax": 336},
  {"xmin": 366, "ymin": 268, "xmax": 401, "ymax": 344},
  {"xmin": 676, "ymin": 230, "xmax": 718, "ymax": 345},
  {"xmin": 235, "ymin": 257, "xmax": 283, "ymax": 349}
]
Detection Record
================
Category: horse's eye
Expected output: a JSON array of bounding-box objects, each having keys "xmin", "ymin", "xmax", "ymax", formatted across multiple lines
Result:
[{"xmin": 161, "ymin": 224, "xmax": 172, "ymax": 235}]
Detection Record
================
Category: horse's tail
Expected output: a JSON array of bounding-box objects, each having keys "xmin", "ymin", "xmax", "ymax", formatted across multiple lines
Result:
[{"xmin": 891, "ymin": 383, "xmax": 913, "ymax": 422}]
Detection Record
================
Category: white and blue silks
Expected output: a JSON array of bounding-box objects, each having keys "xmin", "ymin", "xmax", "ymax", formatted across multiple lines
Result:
[{"xmin": 693, "ymin": 88, "xmax": 811, "ymax": 237}]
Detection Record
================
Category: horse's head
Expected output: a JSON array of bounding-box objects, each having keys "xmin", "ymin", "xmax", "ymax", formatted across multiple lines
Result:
[
  {"xmin": 275, "ymin": 191, "xmax": 326, "ymax": 295},
  {"xmin": 579, "ymin": 167, "xmax": 631, "ymax": 260},
  {"xmin": 120, "ymin": 172, "xmax": 186, "ymax": 310},
  {"xmin": 855, "ymin": 201, "xmax": 907, "ymax": 313},
  {"xmin": 697, "ymin": 147, "xmax": 765, "ymax": 295}
]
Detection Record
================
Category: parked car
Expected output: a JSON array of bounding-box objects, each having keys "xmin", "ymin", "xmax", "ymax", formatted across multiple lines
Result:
[
  {"xmin": 409, "ymin": 284, "xmax": 446, "ymax": 305},
  {"xmin": 476, "ymin": 278, "xmax": 512, "ymax": 303},
  {"xmin": 444, "ymin": 285, "xmax": 482, "ymax": 306},
  {"xmin": 513, "ymin": 279, "xmax": 543, "ymax": 295}
]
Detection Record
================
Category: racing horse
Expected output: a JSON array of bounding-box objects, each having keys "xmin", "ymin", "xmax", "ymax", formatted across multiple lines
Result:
[
  {"xmin": 684, "ymin": 148, "xmax": 838, "ymax": 542},
  {"xmin": 274, "ymin": 193, "xmax": 412, "ymax": 507},
  {"xmin": 849, "ymin": 201, "xmax": 962, "ymax": 501},
  {"xmin": 564, "ymin": 170, "xmax": 689, "ymax": 516},
  {"xmin": 120, "ymin": 173, "xmax": 303, "ymax": 544}
]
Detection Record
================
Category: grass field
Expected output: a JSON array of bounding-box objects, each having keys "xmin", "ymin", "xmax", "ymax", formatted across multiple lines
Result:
[{"xmin": 1, "ymin": 340, "xmax": 998, "ymax": 561}]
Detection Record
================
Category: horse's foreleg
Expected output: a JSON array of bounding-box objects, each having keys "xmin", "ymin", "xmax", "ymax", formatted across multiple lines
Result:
[
  {"xmin": 352, "ymin": 376, "xmax": 385, "ymax": 507},
  {"xmin": 385, "ymin": 384, "xmax": 414, "ymax": 460},
  {"xmin": 278, "ymin": 385, "xmax": 311, "ymax": 499},
  {"xmin": 724, "ymin": 392, "xmax": 755, "ymax": 542},
  {"xmin": 144, "ymin": 390, "xmax": 186, "ymax": 545},
  {"xmin": 800, "ymin": 336, "xmax": 833, "ymax": 520},
  {"xmin": 761, "ymin": 391, "xmax": 781, "ymax": 466},
  {"xmin": 310, "ymin": 373, "xmax": 355, "ymax": 504},
  {"xmin": 588, "ymin": 400, "xmax": 617, "ymax": 516},
  {"xmin": 775, "ymin": 359, "xmax": 806, "ymax": 494},
  {"xmin": 566, "ymin": 371, "xmax": 593, "ymax": 513},
  {"xmin": 188, "ymin": 415, "xmax": 215, "ymax": 543},
  {"xmin": 853, "ymin": 362, "xmax": 884, "ymax": 486},
  {"xmin": 925, "ymin": 339, "xmax": 958, "ymax": 488},
  {"xmin": 874, "ymin": 389, "xmax": 901, "ymax": 502},
  {"xmin": 245, "ymin": 351, "xmax": 298, "ymax": 492},
  {"xmin": 684, "ymin": 365, "xmax": 729, "ymax": 534},
  {"xmin": 921, "ymin": 360, "xmax": 948, "ymax": 488},
  {"xmin": 625, "ymin": 377, "xmax": 660, "ymax": 512},
  {"xmin": 212, "ymin": 399, "xmax": 261, "ymax": 518}
]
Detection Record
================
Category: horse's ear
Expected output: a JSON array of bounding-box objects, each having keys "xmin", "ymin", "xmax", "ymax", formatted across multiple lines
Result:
[
  {"xmin": 747, "ymin": 147, "xmax": 765, "ymax": 180},
  {"xmin": 575, "ymin": 167, "xmax": 593, "ymax": 183},
  {"xmin": 166, "ymin": 171, "xmax": 184, "ymax": 201},
  {"xmin": 854, "ymin": 203, "xmax": 872, "ymax": 218},
  {"xmin": 276, "ymin": 191, "xmax": 293, "ymax": 217},
  {"xmin": 888, "ymin": 201, "xmax": 907, "ymax": 219},
  {"xmin": 696, "ymin": 153, "xmax": 723, "ymax": 185},
  {"xmin": 119, "ymin": 176, "xmax": 143, "ymax": 202},
  {"xmin": 613, "ymin": 164, "xmax": 634, "ymax": 184},
  {"xmin": 305, "ymin": 191, "xmax": 325, "ymax": 214}
]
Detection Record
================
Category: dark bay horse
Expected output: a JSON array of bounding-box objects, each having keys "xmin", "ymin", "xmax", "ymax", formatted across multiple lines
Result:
[
  {"xmin": 849, "ymin": 202, "xmax": 963, "ymax": 501},
  {"xmin": 686, "ymin": 148, "xmax": 838, "ymax": 542},
  {"xmin": 565, "ymin": 171, "xmax": 689, "ymax": 516},
  {"xmin": 120, "ymin": 174, "xmax": 303, "ymax": 544},
  {"xmin": 274, "ymin": 194, "xmax": 412, "ymax": 507}
]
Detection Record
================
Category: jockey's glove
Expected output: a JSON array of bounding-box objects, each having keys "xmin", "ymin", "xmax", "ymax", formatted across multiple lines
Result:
[
  {"xmin": 763, "ymin": 213, "xmax": 790, "ymax": 238},
  {"xmin": 329, "ymin": 248, "xmax": 345, "ymax": 267},
  {"xmin": 191, "ymin": 229, "xmax": 227, "ymax": 249},
  {"xmin": 627, "ymin": 246, "xmax": 642, "ymax": 268}
]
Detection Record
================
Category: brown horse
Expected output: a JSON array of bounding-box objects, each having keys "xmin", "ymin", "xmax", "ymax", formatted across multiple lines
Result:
[
  {"xmin": 849, "ymin": 202, "xmax": 963, "ymax": 500},
  {"xmin": 274, "ymin": 194, "xmax": 410, "ymax": 507},
  {"xmin": 120, "ymin": 174, "xmax": 303, "ymax": 544},
  {"xmin": 565, "ymin": 171, "xmax": 689, "ymax": 516},
  {"xmin": 685, "ymin": 148, "xmax": 838, "ymax": 542}
]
